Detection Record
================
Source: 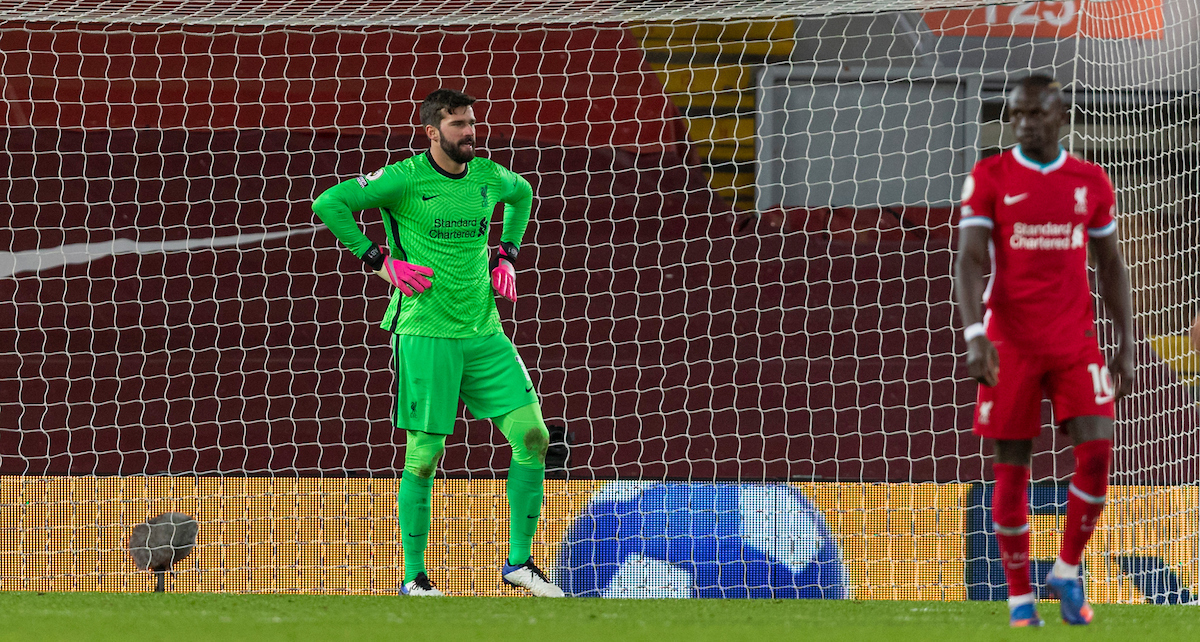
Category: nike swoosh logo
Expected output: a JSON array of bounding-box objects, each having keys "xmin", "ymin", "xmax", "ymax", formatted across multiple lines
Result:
[
  {"xmin": 0, "ymin": 226, "xmax": 321, "ymax": 279},
  {"xmin": 525, "ymin": 386, "xmax": 534, "ymax": 392},
  {"xmin": 422, "ymin": 194, "xmax": 439, "ymax": 201},
  {"xmin": 1003, "ymin": 193, "xmax": 1029, "ymax": 205}
]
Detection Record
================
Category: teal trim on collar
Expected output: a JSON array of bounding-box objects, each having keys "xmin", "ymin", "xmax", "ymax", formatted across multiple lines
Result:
[{"xmin": 1013, "ymin": 145, "xmax": 1067, "ymax": 174}]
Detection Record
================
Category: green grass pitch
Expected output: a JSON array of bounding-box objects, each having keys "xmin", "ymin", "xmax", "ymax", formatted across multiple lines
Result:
[{"xmin": 2, "ymin": 593, "xmax": 1197, "ymax": 642}]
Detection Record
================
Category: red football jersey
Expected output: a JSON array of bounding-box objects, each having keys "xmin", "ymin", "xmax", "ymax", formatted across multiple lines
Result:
[{"xmin": 959, "ymin": 147, "xmax": 1117, "ymax": 354}]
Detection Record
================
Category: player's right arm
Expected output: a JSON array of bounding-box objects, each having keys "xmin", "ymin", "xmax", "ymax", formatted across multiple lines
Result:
[
  {"xmin": 954, "ymin": 169, "xmax": 999, "ymax": 387},
  {"xmin": 312, "ymin": 167, "xmax": 433, "ymax": 294},
  {"xmin": 313, "ymin": 168, "xmax": 405, "ymax": 260},
  {"xmin": 1191, "ymin": 313, "xmax": 1200, "ymax": 355}
]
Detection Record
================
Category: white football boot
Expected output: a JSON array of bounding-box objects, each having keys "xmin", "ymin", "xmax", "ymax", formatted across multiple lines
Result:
[
  {"xmin": 400, "ymin": 572, "xmax": 445, "ymax": 597},
  {"xmin": 501, "ymin": 558, "xmax": 565, "ymax": 597}
]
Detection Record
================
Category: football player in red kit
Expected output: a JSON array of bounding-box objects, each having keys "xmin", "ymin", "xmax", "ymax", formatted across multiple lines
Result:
[{"xmin": 955, "ymin": 74, "xmax": 1135, "ymax": 628}]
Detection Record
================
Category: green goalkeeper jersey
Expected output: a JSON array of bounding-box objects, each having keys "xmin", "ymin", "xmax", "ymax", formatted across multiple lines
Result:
[{"xmin": 312, "ymin": 151, "xmax": 533, "ymax": 338}]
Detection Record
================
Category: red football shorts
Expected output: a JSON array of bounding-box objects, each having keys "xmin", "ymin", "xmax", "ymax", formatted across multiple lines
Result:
[{"xmin": 972, "ymin": 339, "xmax": 1116, "ymax": 440}]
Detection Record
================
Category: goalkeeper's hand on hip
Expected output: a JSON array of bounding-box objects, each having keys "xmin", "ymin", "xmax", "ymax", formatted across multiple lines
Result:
[
  {"xmin": 490, "ymin": 242, "xmax": 518, "ymax": 302},
  {"xmin": 361, "ymin": 245, "xmax": 433, "ymax": 297}
]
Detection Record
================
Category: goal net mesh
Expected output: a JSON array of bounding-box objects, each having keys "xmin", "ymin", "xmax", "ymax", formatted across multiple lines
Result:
[{"xmin": 1, "ymin": 0, "xmax": 1196, "ymax": 601}]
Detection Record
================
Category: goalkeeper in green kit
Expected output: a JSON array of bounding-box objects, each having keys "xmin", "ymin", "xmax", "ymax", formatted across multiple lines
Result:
[{"xmin": 312, "ymin": 88, "xmax": 563, "ymax": 598}]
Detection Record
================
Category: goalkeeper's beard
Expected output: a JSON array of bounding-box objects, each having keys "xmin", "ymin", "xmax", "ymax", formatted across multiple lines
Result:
[{"xmin": 441, "ymin": 135, "xmax": 475, "ymax": 165}]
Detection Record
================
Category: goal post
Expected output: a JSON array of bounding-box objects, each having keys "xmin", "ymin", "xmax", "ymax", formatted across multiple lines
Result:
[{"xmin": 0, "ymin": 1, "xmax": 1196, "ymax": 601}]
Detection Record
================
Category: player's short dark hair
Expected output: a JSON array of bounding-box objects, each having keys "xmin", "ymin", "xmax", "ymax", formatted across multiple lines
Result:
[
  {"xmin": 1020, "ymin": 73, "xmax": 1064, "ymax": 94},
  {"xmin": 420, "ymin": 89, "xmax": 476, "ymax": 128}
]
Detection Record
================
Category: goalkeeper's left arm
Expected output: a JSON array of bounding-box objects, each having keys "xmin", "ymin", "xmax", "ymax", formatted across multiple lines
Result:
[{"xmin": 489, "ymin": 171, "xmax": 533, "ymax": 302}]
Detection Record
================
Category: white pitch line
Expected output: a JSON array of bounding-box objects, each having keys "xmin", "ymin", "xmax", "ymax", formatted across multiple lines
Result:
[{"xmin": 0, "ymin": 225, "xmax": 323, "ymax": 279}]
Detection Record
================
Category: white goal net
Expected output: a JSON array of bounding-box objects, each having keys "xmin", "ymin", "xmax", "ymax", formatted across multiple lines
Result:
[{"xmin": 1, "ymin": 0, "xmax": 1197, "ymax": 602}]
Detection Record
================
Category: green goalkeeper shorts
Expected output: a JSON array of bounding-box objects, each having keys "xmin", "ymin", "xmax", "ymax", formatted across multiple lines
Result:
[{"xmin": 391, "ymin": 332, "xmax": 538, "ymax": 435}]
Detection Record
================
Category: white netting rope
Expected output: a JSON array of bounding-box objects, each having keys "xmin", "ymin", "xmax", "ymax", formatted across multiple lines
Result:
[{"xmin": 0, "ymin": 1, "xmax": 995, "ymax": 26}]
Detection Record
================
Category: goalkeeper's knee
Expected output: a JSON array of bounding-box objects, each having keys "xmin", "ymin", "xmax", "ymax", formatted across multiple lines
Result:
[
  {"xmin": 497, "ymin": 404, "xmax": 549, "ymax": 468},
  {"xmin": 403, "ymin": 430, "xmax": 446, "ymax": 479}
]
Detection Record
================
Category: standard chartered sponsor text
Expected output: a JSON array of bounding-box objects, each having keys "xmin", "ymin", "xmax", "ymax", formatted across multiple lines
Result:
[
  {"xmin": 1009, "ymin": 222, "xmax": 1083, "ymax": 250},
  {"xmin": 429, "ymin": 217, "xmax": 486, "ymax": 239}
]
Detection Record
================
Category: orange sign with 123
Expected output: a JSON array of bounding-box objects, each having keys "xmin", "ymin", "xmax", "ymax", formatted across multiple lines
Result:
[{"xmin": 923, "ymin": 1, "xmax": 1164, "ymax": 40}]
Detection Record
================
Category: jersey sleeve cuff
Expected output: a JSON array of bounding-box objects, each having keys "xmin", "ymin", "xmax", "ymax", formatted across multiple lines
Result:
[
  {"xmin": 360, "ymin": 244, "xmax": 385, "ymax": 270},
  {"xmin": 958, "ymin": 215, "xmax": 994, "ymax": 230},
  {"xmin": 1088, "ymin": 220, "xmax": 1117, "ymax": 238}
]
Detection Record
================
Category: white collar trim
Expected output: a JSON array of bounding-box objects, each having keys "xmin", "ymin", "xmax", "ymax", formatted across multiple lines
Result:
[{"xmin": 1012, "ymin": 146, "xmax": 1067, "ymax": 174}]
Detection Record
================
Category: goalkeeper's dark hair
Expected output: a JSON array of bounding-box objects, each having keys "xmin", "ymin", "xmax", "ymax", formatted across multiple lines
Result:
[{"xmin": 420, "ymin": 89, "xmax": 476, "ymax": 128}]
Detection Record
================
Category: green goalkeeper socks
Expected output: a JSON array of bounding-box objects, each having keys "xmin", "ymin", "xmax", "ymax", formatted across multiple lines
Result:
[
  {"xmin": 506, "ymin": 461, "xmax": 545, "ymax": 566},
  {"xmin": 495, "ymin": 403, "xmax": 550, "ymax": 565},
  {"xmin": 398, "ymin": 470, "xmax": 434, "ymax": 583}
]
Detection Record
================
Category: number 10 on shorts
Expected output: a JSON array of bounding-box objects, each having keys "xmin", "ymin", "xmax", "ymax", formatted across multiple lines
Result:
[{"xmin": 1087, "ymin": 363, "xmax": 1115, "ymax": 405}]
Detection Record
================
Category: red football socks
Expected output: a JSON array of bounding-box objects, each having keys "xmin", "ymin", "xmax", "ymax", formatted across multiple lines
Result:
[
  {"xmin": 1059, "ymin": 439, "xmax": 1112, "ymax": 566},
  {"xmin": 992, "ymin": 462, "xmax": 1033, "ymax": 598}
]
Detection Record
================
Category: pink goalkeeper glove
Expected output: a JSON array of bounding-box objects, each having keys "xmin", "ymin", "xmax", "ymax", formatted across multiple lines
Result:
[
  {"xmin": 363, "ymin": 245, "xmax": 433, "ymax": 296},
  {"xmin": 378, "ymin": 257, "xmax": 434, "ymax": 296},
  {"xmin": 490, "ymin": 243, "xmax": 517, "ymax": 302}
]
